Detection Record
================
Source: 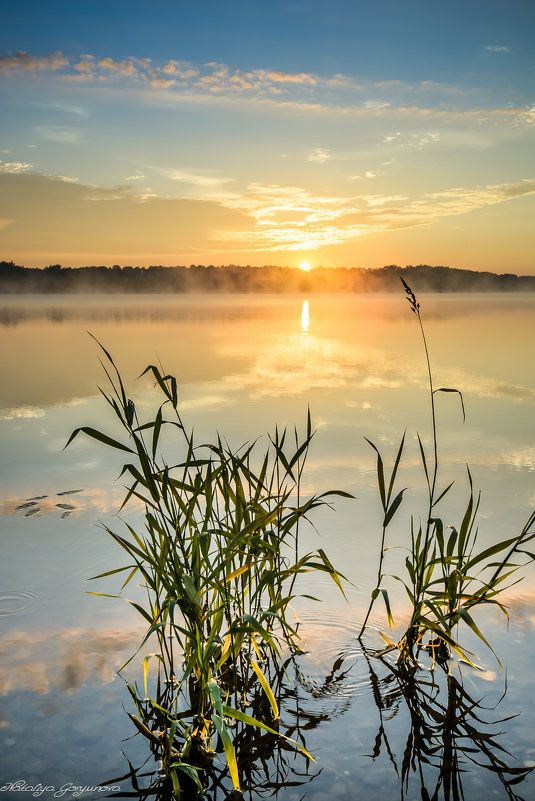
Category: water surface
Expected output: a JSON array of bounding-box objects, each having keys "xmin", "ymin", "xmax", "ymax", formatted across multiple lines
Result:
[{"xmin": 1, "ymin": 293, "xmax": 534, "ymax": 799}]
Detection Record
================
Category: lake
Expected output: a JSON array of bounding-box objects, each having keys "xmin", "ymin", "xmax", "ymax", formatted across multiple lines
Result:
[{"xmin": 1, "ymin": 292, "xmax": 534, "ymax": 800}]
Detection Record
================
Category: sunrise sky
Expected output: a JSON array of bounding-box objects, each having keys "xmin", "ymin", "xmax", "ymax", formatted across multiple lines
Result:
[{"xmin": 1, "ymin": 0, "xmax": 534, "ymax": 273}]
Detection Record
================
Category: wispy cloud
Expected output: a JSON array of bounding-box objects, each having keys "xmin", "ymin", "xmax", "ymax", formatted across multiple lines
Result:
[
  {"xmin": 308, "ymin": 148, "xmax": 331, "ymax": 163},
  {"xmin": 219, "ymin": 178, "xmax": 535, "ymax": 251},
  {"xmin": 33, "ymin": 125, "xmax": 82, "ymax": 143},
  {"xmin": 485, "ymin": 45, "xmax": 511, "ymax": 52},
  {"xmin": 160, "ymin": 167, "xmax": 234, "ymax": 189}
]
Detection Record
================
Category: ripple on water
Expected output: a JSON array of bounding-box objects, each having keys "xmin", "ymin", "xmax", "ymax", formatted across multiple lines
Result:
[
  {"xmin": 0, "ymin": 589, "xmax": 39, "ymax": 616},
  {"xmin": 291, "ymin": 611, "xmax": 388, "ymax": 707}
]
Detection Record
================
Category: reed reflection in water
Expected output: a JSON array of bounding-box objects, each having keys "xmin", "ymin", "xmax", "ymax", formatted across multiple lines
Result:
[{"xmin": 98, "ymin": 638, "xmax": 534, "ymax": 801}]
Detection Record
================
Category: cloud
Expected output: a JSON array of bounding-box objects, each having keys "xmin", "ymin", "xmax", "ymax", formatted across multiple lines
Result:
[
  {"xmin": 308, "ymin": 148, "xmax": 331, "ymax": 163},
  {"xmin": 364, "ymin": 100, "xmax": 391, "ymax": 110},
  {"xmin": 33, "ymin": 125, "xmax": 82, "ymax": 143},
  {"xmin": 162, "ymin": 60, "xmax": 200, "ymax": 79},
  {"xmin": 0, "ymin": 161, "xmax": 33, "ymax": 173},
  {"xmin": 485, "ymin": 45, "xmax": 511, "ymax": 52},
  {"xmin": 0, "ymin": 405, "xmax": 45, "ymax": 420},
  {"xmin": 97, "ymin": 57, "xmax": 138, "ymax": 76},
  {"xmin": 264, "ymin": 71, "xmax": 316, "ymax": 85},
  {"xmin": 2, "ymin": 168, "xmax": 535, "ymax": 260},
  {"xmin": 163, "ymin": 168, "xmax": 234, "ymax": 188},
  {"xmin": 365, "ymin": 194, "xmax": 408, "ymax": 206},
  {"xmin": 218, "ymin": 178, "xmax": 535, "ymax": 251},
  {"xmin": 74, "ymin": 59, "xmax": 94, "ymax": 73},
  {"xmin": 517, "ymin": 105, "xmax": 535, "ymax": 126},
  {"xmin": 0, "ymin": 626, "xmax": 145, "ymax": 696},
  {"xmin": 0, "ymin": 50, "xmax": 68, "ymax": 72},
  {"xmin": 1, "ymin": 49, "xmax": 533, "ymax": 133}
]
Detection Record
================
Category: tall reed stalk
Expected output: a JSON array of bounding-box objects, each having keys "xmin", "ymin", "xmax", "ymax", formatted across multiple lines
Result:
[{"xmin": 359, "ymin": 280, "xmax": 535, "ymax": 668}]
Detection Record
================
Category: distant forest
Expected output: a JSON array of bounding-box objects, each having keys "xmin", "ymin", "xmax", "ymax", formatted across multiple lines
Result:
[{"xmin": 1, "ymin": 261, "xmax": 534, "ymax": 294}]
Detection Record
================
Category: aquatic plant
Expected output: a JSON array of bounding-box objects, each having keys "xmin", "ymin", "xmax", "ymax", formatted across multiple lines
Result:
[
  {"xmin": 66, "ymin": 340, "xmax": 349, "ymax": 797},
  {"xmin": 359, "ymin": 279, "xmax": 535, "ymax": 667}
]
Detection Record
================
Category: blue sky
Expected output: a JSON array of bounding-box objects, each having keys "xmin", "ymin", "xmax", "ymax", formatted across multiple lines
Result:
[{"xmin": 1, "ymin": 0, "xmax": 534, "ymax": 271}]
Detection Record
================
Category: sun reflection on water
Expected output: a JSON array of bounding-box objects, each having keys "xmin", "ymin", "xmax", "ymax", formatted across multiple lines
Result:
[{"xmin": 301, "ymin": 298, "xmax": 310, "ymax": 334}]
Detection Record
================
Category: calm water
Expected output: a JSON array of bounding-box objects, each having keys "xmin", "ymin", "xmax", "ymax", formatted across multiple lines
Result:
[{"xmin": 1, "ymin": 293, "xmax": 534, "ymax": 800}]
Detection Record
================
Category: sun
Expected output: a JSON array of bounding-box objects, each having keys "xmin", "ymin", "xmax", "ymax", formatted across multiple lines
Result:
[{"xmin": 299, "ymin": 262, "xmax": 311, "ymax": 272}]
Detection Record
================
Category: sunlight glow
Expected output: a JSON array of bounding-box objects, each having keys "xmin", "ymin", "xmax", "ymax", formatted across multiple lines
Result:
[
  {"xmin": 299, "ymin": 262, "xmax": 311, "ymax": 272},
  {"xmin": 301, "ymin": 299, "xmax": 309, "ymax": 333}
]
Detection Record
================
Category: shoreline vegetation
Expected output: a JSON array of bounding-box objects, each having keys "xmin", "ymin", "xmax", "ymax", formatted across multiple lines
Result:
[{"xmin": 1, "ymin": 260, "xmax": 535, "ymax": 294}]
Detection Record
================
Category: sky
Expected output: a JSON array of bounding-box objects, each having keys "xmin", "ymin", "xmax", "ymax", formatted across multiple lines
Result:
[{"xmin": 1, "ymin": 0, "xmax": 534, "ymax": 273}]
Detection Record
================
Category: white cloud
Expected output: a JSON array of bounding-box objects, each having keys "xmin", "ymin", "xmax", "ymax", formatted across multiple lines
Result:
[
  {"xmin": 0, "ymin": 406, "xmax": 45, "ymax": 421},
  {"xmin": 364, "ymin": 100, "xmax": 391, "ymax": 110},
  {"xmin": 33, "ymin": 126, "xmax": 82, "ymax": 143},
  {"xmin": 517, "ymin": 105, "xmax": 535, "ymax": 126},
  {"xmin": 163, "ymin": 168, "xmax": 233, "ymax": 188},
  {"xmin": 218, "ymin": 177, "xmax": 535, "ymax": 252},
  {"xmin": 308, "ymin": 148, "xmax": 331, "ymax": 164},
  {"xmin": 485, "ymin": 45, "xmax": 511, "ymax": 52},
  {"xmin": 0, "ymin": 161, "xmax": 33, "ymax": 173},
  {"xmin": 365, "ymin": 194, "xmax": 408, "ymax": 206}
]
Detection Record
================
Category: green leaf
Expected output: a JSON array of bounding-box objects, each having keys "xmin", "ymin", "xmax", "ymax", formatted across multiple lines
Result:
[
  {"xmin": 212, "ymin": 713, "xmax": 240, "ymax": 791},
  {"xmin": 365, "ymin": 437, "xmax": 386, "ymax": 510},
  {"xmin": 63, "ymin": 426, "xmax": 134, "ymax": 454},
  {"xmin": 222, "ymin": 705, "xmax": 316, "ymax": 762},
  {"xmin": 434, "ymin": 387, "xmax": 466, "ymax": 422},
  {"xmin": 251, "ymin": 659, "xmax": 279, "ymax": 719},
  {"xmin": 383, "ymin": 488, "xmax": 405, "ymax": 527}
]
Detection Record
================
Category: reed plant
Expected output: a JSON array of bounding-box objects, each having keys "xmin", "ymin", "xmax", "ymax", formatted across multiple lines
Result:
[
  {"xmin": 66, "ymin": 340, "xmax": 349, "ymax": 797},
  {"xmin": 359, "ymin": 280, "xmax": 535, "ymax": 668}
]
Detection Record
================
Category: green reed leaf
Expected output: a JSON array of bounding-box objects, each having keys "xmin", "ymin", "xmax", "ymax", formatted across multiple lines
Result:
[
  {"xmin": 434, "ymin": 387, "xmax": 466, "ymax": 422},
  {"xmin": 64, "ymin": 426, "xmax": 134, "ymax": 454}
]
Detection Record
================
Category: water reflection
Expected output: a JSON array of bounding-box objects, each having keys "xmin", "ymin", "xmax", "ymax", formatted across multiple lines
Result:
[
  {"xmin": 0, "ymin": 627, "xmax": 145, "ymax": 696},
  {"xmin": 94, "ymin": 643, "xmax": 535, "ymax": 801},
  {"xmin": 0, "ymin": 293, "xmax": 534, "ymax": 797},
  {"xmin": 362, "ymin": 649, "xmax": 534, "ymax": 801},
  {"xmin": 301, "ymin": 298, "xmax": 310, "ymax": 334},
  {"xmin": 100, "ymin": 652, "xmax": 351, "ymax": 801}
]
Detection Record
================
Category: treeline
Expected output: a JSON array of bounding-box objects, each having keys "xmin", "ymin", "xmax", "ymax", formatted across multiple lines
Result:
[{"xmin": 1, "ymin": 261, "xmax": 534, "ymax": 294}]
